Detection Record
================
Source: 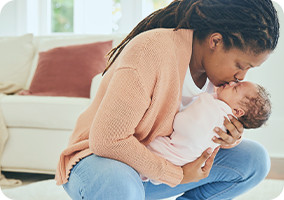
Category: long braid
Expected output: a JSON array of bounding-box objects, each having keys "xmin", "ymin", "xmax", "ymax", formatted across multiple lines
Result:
[{"xmin": 103, "ymin": 0, "xmax": 279, "ymax": 75}]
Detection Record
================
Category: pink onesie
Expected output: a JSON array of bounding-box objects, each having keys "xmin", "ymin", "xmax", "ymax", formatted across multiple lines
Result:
[{"xmin": 147, "ymin": 92, "xmax": 233, "ymax": 168}]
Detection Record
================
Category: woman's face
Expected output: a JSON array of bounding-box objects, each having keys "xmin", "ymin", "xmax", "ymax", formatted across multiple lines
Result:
[{"xmin": 202, "ymin": 34, "xmax": 271, "ymax": 87}]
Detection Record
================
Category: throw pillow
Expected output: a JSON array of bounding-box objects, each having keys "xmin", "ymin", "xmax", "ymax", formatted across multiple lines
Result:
[
  {"xmin": 19, "ymin": 40, "xmax": 112, "ymax": 98},
  {"xmin": 0, "ymin": 34, "xmax": 34, "ymax": 88}
]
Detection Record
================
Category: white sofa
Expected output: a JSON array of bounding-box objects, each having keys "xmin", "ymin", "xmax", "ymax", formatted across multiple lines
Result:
[{"xmin": 0, "ymin": 33, "xmax": 125, "ymax": 174}]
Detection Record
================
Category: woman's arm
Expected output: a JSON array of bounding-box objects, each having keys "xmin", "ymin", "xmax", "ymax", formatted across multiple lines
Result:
[{"xmin": 89, "ymin": 68, "xmax": 183, "ymax": 187}]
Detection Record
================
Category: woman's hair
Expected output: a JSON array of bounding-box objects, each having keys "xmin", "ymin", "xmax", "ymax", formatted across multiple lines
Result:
[
  {"xmin": 239, "ymin": 85, "xmax": 271, "ymax": 129},
  {"xmin": 103, "ymin": 0, "xmax": 280, "ymax": 75}
]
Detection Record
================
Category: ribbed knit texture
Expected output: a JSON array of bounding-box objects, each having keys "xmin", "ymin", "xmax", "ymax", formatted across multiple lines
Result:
[{"xmin": 55, "ymin": 28, "xmax": 194, "ymax": 187}]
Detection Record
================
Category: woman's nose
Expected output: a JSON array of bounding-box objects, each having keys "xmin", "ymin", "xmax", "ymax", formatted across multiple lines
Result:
[{"xmin": 235, "ymin": 69, "xmax": 249, "ymax": 81}]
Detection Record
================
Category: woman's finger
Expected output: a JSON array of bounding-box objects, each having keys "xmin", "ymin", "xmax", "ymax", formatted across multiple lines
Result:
[
  {"xmin": 195, "ymin": 147, "xmax": 212, "ymax": 167},
  {"xmin": 223, "ymin": 117, "xmax": 240, "ymax": 139},
  {"xmin": 213, "ymin": 127, "xmax": 234, "ymax": 144},
  {"xmin": 227, "ymin": 115, "xmax": 244, "ymax": 135},
  {"xmin": 212, "ymin": 136, "xmax": 232, "ymax": 146},
  {"xmin": 202, "ymin": 146, "xmax": 220, "ymax": 172}
]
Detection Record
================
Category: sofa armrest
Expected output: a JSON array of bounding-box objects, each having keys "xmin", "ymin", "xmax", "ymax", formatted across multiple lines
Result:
[{"xmin": 90, "ymin": 73, "xmax": 103, "ymax": 100}]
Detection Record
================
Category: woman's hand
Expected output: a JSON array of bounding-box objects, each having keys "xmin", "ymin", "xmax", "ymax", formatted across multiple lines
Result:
[
  {"xmin": 180, "ymin": 146, "xmax": 220, "ymax": 184},
  {"xmin": 213, "ymin": 115, "xmax": 244, "ymax": 147}
]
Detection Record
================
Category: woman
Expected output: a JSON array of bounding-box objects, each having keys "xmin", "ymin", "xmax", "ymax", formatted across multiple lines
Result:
[{"xmin": 55, "ymin": 0, "xmax": 280, "ymax": 199}]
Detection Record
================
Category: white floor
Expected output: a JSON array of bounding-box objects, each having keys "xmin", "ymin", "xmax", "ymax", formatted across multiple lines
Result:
[{"xmin": 1, "ymin": 177, "xmax": 283, "ymax": 200}]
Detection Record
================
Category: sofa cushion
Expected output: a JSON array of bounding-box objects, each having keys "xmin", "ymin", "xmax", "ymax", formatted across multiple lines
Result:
[
  {"xmin": 0, "ymin": 34, "xmax": 35, "ymax": 88},
  {"xmin": 1, "ymin": 95, "xmax": 89, "ymax": 130},
  {"xmin": 20, "ymin": 40, "xmax": 112, "ymax": 98},
  {"xmin": 25, "ymin": 34, "xmax": 126, "ymax": 89},
  {"xmin": 2, "ymin": 128, "xmax": 72, "ymax": 173}
]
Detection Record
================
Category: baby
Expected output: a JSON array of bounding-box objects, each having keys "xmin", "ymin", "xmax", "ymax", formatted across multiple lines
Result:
[{"xmin": 142, "ymin": 81, "xmax": 271, "ymax": 184}]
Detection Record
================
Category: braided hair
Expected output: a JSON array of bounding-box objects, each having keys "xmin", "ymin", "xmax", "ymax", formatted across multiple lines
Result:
[{"xmin": 103, "ymin": 0, "xmax": 279, "ymax": 75}]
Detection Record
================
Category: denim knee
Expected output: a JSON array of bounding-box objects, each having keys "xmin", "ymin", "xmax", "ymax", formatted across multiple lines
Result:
[
  {"xmin": 63, "ymin": 155, "xmax": 145, "ymax": 200},
  {"xmin": 96, "ymin": 166, "xmax": 145, "ymax": 200},
  {"xmin": 240, "ymin": 139, "xmax": 271, "ymax": 182}
]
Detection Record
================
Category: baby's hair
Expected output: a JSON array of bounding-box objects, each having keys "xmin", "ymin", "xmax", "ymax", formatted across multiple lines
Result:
[
  {"xmin": 103, "ymin": 0, "xmax": 279, "ymax": 75},
  {"xmin": 239, "ymin": 85, "xmax": 271, "ymax": 129}
]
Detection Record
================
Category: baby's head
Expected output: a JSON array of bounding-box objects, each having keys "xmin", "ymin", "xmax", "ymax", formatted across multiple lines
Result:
[{"xmin": 216, "ymin": 81, "xmax": 271, "ymax": 129}]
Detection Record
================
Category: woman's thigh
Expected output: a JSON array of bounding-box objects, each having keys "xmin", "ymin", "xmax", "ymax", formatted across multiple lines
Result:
[
  {"xmin": 63, "ymin": 154, "xmax": 145, "ymax": 200},
  {"xmin": 144, "ymin": 139, "xmax": 271, "ymax": 200}
]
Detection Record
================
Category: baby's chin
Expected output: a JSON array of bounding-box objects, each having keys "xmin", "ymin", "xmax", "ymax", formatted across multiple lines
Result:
[{"xmin": 216, "ymin": 85, "xmax": 224, "ymax": 96}]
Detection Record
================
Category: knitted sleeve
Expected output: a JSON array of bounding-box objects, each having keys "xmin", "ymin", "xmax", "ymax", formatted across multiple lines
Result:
[{"xmin": 89, "ymin": 67, "xmax": 183, "ymax": 187}]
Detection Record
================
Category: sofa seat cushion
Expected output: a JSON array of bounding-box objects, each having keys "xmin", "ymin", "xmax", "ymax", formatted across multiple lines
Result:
[
  {"xmin": 1, "ymin": 95, "xmax": 90, "ymax": 130},
  {"xmin": 2, "ymin": 128, "xmax": 71, "ymax": 173}
]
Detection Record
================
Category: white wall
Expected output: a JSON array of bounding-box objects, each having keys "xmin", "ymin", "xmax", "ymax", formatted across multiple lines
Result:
[
  {"xmin": 0, "ymin": 0, "xmax": 17, "ymax": 36},
  {"xmin": 0, "ymin": 0, "xmax": 140, "ymax": 36},
  {"xmin": 0, "ymin": 0, "xmax": 114, "ymax": 36}
]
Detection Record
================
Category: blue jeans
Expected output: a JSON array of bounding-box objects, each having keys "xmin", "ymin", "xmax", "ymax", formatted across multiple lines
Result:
[{"xmin": 62, "ymin": 139, "xmax": 270, "ymax": 200}]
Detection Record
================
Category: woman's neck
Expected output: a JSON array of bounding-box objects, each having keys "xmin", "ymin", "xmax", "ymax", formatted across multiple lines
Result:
[{"xmin": 189, "ymin": 37, "xmax": 207, "ymax": 89}]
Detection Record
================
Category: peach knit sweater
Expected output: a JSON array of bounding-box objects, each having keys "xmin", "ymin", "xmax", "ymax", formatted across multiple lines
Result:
[{"xmin": 55, "ymin": 28, "xmax": 194, "ymax": 187}]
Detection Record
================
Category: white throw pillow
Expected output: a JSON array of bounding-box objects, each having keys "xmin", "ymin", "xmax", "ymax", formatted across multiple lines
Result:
[{"xmin": 0, "ymin": 34, "xmax": 35, "ymax": 89}]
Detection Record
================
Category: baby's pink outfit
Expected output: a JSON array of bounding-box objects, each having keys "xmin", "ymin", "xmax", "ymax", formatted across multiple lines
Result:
[{"xmin": 143, "ymin": 93, "xmax": 233, "ymax": 184}]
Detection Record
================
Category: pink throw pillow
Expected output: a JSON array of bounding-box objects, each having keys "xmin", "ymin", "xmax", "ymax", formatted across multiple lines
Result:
[{"xmin": 19, "ymin": 40, "xmax": 112, "ymax": 98}]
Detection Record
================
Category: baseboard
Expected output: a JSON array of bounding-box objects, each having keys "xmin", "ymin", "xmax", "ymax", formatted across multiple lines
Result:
[
  {"xmin": 266, "ymin": 157, "xmax": 284, "ymax": 180},
  {"xmin": 1, "ymin": 167, "xmax": 55, "ymax": 175}
]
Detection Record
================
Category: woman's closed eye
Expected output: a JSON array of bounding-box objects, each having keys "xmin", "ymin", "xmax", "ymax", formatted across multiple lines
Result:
[{"xmin": 236, "ymin": 63, "xmax": 243, "ymax": 70}]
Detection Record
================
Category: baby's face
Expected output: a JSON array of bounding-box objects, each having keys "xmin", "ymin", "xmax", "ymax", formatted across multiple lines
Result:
[{"xmin": 216, "ymin": 81, "xmax": 257, "ymax": 108}]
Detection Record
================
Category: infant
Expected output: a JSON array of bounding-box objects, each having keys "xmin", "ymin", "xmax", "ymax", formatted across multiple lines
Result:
[{"xmin": 142, "ymin": 81, "xmax": 271, "ymax": 183}]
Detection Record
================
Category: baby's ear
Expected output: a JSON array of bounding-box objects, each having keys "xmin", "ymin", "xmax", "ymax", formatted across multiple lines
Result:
[{"xmin": 233, "ymin": 108, "xmax": 245, "ymax": 118}]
